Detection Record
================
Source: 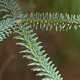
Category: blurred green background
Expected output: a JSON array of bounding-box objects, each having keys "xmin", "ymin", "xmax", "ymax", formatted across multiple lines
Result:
[{"xmin": 0, "ymin": 0, "xmax": 80, "ymax": 80}]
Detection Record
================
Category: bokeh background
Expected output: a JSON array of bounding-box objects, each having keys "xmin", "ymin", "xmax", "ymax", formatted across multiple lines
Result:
[{"xmin": 0, "ymin": 0, "xmax": 80, "ymax": 80}]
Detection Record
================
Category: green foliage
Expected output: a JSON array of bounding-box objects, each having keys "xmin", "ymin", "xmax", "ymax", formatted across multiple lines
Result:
[
  {"xmin": 0, "ymin": 0, "xmax": 80, "ymax": 80},
  {"xmin": 14, "ymin": 20, "xmax": 63, "ymax": 80},
  {"xmin": 0, "ymin": 0, "xmax": 22, "ymax": 19},
  {"xmin": 0, "ymin": 0, "xmax": 22, "ymax": 41},
  {"xmin": 24, "ymin": 12, "xmax": 80, "ymax": 31},
  {"xmin": 0, "ymin": 18, "xmax": 15, "ymax": 41}
]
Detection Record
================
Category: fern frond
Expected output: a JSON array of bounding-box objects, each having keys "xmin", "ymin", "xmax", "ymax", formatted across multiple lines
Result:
[
  {"xmin": 0, "ymin": 18, "xmax": 15, "ymax": 41},
  {"xmin": 0, "ymin": 0, "xmax": 22, "ymax": 19},
  {"xmin": 14, "ymin": 20, "xmax": 63, "ymax": 80},
  {"xmin": 23, "ymin": 12, "xmax": 80, "ymax": 31}
]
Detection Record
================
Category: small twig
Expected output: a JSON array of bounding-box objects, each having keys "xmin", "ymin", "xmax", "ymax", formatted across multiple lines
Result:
[
  {"xmin": 0, "ymin": 54, "xmax": 15, "ymax": 80},
  {"xmin": 16, "ymin": 19, "xmax": 22, "ymax": 24}
]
